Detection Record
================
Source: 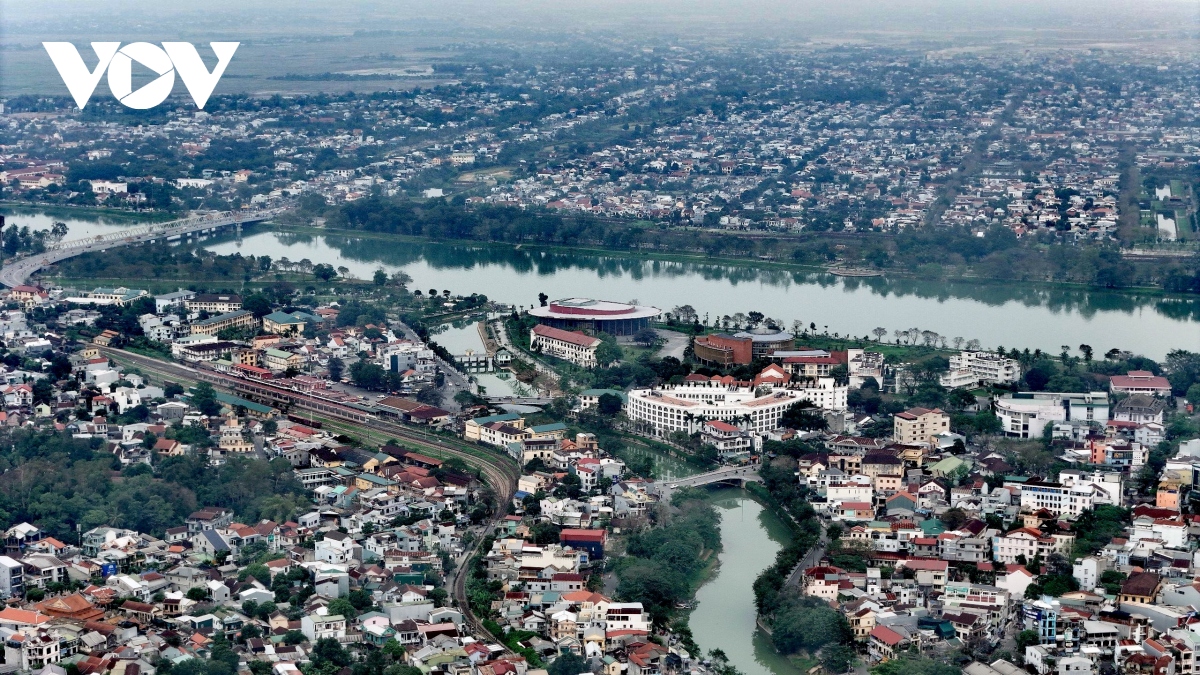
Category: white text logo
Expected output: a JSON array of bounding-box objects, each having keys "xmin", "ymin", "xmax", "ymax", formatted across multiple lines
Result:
[{"xmin": 43, "ymin": 41, "xmax": 240, "ymax": 110}]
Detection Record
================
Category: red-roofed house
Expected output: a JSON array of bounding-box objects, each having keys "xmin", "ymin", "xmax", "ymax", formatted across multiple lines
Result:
[
  {"xmin": 1110, "ymin": 371, "xmax": 1171, "ymax": 396},
  {"xmin": 869, "ymin": 625, "xmax": 909, "ymax": 661},
  {"xmin": 898, "ymin": 559, "xmax": 948, "ymax": 589},
  {"xmin": 530, "ymin": 325, "xmax": 601, "ymax": 367},
  {"xmin": 700, "ymin": 419, "xmax": 752, "ymax": 455}
]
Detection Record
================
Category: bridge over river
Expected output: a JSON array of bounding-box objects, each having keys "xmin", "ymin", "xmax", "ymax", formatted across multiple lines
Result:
[{"xmin": 0, "ymin": 206, "xmax": 291, "ymax": 287}]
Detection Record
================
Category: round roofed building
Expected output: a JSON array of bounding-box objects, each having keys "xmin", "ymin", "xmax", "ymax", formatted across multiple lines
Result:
[{"xmin": 528, "ymin": 298, "xmax": 661, "ymax": 336}]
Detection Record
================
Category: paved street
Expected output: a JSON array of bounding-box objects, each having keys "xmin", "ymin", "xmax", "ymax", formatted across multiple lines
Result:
[{"xmin": 655, "ymin": 329, "xmax": 691, "ymax": 361}]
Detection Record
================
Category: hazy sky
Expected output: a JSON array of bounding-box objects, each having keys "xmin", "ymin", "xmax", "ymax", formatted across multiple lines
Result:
[{"xmin": 2, "ymin": 0, "xmax": 1198, "ymax": 38}]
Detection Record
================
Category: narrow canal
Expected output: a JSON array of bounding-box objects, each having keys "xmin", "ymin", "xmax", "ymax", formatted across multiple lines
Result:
[{"xmin": 690, "ymin": 487, "xmax": 804, "ymax": 675}]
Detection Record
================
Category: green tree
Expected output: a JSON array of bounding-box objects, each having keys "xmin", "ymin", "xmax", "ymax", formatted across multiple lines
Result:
[
  {"xmin": 327, "ymin": 597, "xmax": 357, "ymax": 619},
  {"xmin": 598, "ymin": 393, "xmax": 624, "ymax": 415},
  {"xmin": 190, "ymin": 381, "xmax": 222, "ymax": 416},
  {"xmin": 1016, "ymin": 629, "xmax": 1041, "ymax": 652},
  {"xmin": 328, "ymin": 357, "xmax": 345, "ymax": 382},
  {"xmin": 547, "ymin": 652, "xmax": 588, "ymax": 675},
  {"xmin": 781, "ymin": 400, "xmax": 828, "ymax": 431},
  {"xmin": 374, "ymin": 268, "xmax": 388, "ymax": 286}
]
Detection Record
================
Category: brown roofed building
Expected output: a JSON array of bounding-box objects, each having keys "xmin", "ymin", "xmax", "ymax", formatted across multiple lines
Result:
[{"xmin": 1119, "ymin": 572, "xmax": 1163, "ymax": 605}]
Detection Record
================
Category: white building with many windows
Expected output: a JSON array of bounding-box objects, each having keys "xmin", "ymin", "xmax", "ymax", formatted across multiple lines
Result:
[
  {"xmin": 626, "ymin": 376, "xmax": 846, "ymax": 436},
  {"xmin": 530, "ymin": 325, "xmax": 601, "ymax": 368},
  {"xmin": 1018, "ymin": 479, "xmax": 1097, "ymax": 517},
  {"xmin": 995, "ymin": 392, "xmax": 1110, "ymax": 439},
  {"xmin": 940, "ymin": 351, "xmax": 1021, "ymax": 388}
]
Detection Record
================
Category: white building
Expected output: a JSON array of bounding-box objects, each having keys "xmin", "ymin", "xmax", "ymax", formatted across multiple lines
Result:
[
  {"xmin": 1018, "ymin": 479, "xmax": 1097, "ymax": 517},
  {"xmin": 315, "ymin": 531, "xmax": 358, "ymax": 564},
  {"xmin": 1072, "ymin": 556, "xmax": 1110, "ymax": 593},
  {"xmin": 1058, "ymin": 470, "xmax": 1124, "ymax": 506},
  {"xmin": 530, "ymin": 325, "xmax": 600, "ymax": 368},
  {"xmin": 940, "ymin": 351, "xmax": 1021, "ymax": 388},
  {"xmin": 995, "ymin": 392, "xmax": 1110, "ymax": 439},
  {"xmin": 626, "ymin": 378, "xmax": 846, "ymax": 436},
  {"xmin": 0, "ymin": 555, "xmax": 23, "ymax": 598},
  {"xmin": 301, "ymin": 614, "xmax": 347, "ymax": 641}
]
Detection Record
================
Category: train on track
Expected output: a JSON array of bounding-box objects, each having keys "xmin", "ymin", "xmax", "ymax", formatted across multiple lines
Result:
[{"xmin": 113, "ymin": 353, "xmax": 380, "ymax": 425}]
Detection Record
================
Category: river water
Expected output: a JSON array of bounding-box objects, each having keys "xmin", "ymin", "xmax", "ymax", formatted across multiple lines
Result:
[
  {"xmin": 691, "ymin": 487, "xmax": 803, "ymax": 675},
  {"xmin": 0, "ymin": 208, "xmax": 160, "ymax": 241},
  {"xmin": 199, "ymin": 231, "xmax": 1200, "ymax": 359},
  {"xmin": 4, "ymin": 211, "xmax": 1197, "ymax": 358}
]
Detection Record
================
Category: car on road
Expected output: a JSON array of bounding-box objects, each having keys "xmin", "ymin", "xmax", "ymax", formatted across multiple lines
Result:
[{"xmin": 669, "ymin": 484, "xmax": 678, "ymax": 489}]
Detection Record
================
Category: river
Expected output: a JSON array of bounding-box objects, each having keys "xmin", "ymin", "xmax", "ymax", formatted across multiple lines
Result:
[
  {"xmin": 691, "ymin": 487, "xmax": 804, "ymax": 675},
  {"xmin": 0, "ymin": 208, "xmax": 164, "ymax": 241},
  {"xmin": 198, "ymin": 230, "xmax": 1200, "ymax": 359},
  {"xmin": 3, "ymin": 210, "xmax": 1197, "ymax": 358}
]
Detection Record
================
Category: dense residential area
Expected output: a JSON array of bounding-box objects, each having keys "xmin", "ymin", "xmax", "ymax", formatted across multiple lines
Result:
[
  {"xmin": 0, "ymin": 6, "xmax": 1199, "ymax": 675},
  {"xmin": 0, "ymin": 262, "xmax": 1194, "ymax": 675}
]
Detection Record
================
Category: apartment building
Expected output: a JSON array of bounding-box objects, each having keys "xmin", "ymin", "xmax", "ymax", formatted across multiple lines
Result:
[
  {"xmin": 939, "ymin": 351, "xmax": 1021, "ymax": 388},
  {"xmin": 995, "ymin": 392, "xmax": 1110, "ymax": 439},
  {"xmin": 186, "ymin": 293, "xmax": 243, "ymax": 314},
  {"xmin": 626, "ymin": 377, "xmax": 845, "ymax": 436},
  {"xmin": 1018, "ymin": 479, "xmax": 1096, "ymax": 517},
  {"xmin": 190, "ymin": 309, "xmax": 257, "ymax": 336},
  {"xmin": 893, "ymin": 407, "xmax": 950, "ymax": 446}
]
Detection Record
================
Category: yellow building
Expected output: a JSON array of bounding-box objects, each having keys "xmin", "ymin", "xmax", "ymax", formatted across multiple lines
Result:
[{"xmin": 893, "ymin": 407, "xmax": 950, "ymax": 447}]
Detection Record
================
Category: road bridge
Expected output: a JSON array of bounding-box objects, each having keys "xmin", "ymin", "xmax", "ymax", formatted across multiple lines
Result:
[
  {"xmin": 657, "ymin": 465, "xmax": 762, "ymax": 502},
  {"xmin": 0, "ymin": 206, "xmax": 290, "ymax": 287}
]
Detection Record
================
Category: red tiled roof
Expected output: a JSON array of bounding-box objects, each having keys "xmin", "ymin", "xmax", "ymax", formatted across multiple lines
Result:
[{"xmin": 531, "ymin": 324, "xmax": 601, "ymax": 348}]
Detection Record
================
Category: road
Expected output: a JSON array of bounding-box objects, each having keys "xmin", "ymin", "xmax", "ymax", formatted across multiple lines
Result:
[
  {"xmin": 0, "ymin": 207, "xmax": 290, "ymax": 288},
  {"xmin": 656, "ymin": 465, "xmax": 761, "ymax": 502},
  {"xmin": 785, "ymin": 521, "xmax": 830, "ymax": 586},
  {"xmin": 654, "ymin": 329, "xmax": 690, "ymax": 360},
  {"xmin": 98, "ymin": 347, "xmax": 519, "ymax": 648}
]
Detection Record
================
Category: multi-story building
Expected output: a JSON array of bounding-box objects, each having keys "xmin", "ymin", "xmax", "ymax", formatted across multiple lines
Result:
[
  {"xmin": 893, "ymin": 407, "xmax": 950, "ymax": 446},
  {"xmin": 529, "ymin": 325, "xmax": 600, "ymax": 368},
  {"xmin": 190, "ymin": 309, "xmax": 257, "ymax": 336},
  {"xmin": 700, "ymin": 420, "xmax": 753, "ymax": 456},
  {"xmin": 0, "ymin": 555, "xmax": 23, "ymax": 598},
  {"xmin": 1109, "ymin": 370, "xmax": 1172, "ymax": 396},
  {"xmin": 186, "ymin": 293, "xmax": 242, "ymax": 314},
  {"xmin": 992, "ymin": 527, "xmax": 1067, "ymax": 563},
  {"xmin": 301, "ymin": 614, "xmax": 347, "ymax": 641},
  {"xmin": 939, "ymin": 351, "xmax": 1021, "ymax": 388},
  {"xmin": 1018, "ymin": 480, "xmax": 1096, "ymax": 517},
  {"xmin": 626, "ymin": 377, "xmax": 846, "ymax": 436},
  {"xmin": 155, "ymin": 289, "xmax": 196, "ymax": 314},
  {"xmin": 995, "ymin": 392, "xmax": 1110, "ymax": 439},
  {"xmin": 693, "ymin": 334, "xmax": 753, "ymax": 366}
]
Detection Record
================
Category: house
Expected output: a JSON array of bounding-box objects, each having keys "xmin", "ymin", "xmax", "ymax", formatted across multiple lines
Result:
[
  {"xmin": 1114, "ymin": 395, "xmax": 1167, "ymax": 425},
  {"xmin": 300, "ymin": 613, "xmax": 346, "ymax": 641},
  {"xmin": 315, "ymin": 531, "xmax": 358, "ymax": 564},
  {"xmin": 868, "ymin": 625, "xmax": 910, "ymax": 662},
  {"xmin": 1110, "ymin": 371, "xmax": 1172, "ymax": 396},
  {"xmin": 1119, "ymin": 573, "xmax": 1163, "ymax": 605},
  {"xmin": 898, "ymin": 559, "xmax": 948, "ymax": 589}
]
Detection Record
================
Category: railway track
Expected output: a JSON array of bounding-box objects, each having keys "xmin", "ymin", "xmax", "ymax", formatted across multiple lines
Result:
[{"xmin": 98, "ymin": 347, "xmax": 518, "ymax": 643}]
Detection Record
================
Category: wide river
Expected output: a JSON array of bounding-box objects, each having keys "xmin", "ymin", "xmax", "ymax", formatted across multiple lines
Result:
[
  {"xmin": 201, "ymin": 230, "xmax": 1199, "ymax": 359},
  {"xmin": 2, "ymin": 210, "xmax": 1196, "ymax": 358}
]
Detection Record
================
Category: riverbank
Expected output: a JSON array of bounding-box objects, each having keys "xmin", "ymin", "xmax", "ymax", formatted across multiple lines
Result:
[
  {"xmin": 0, "ymin": 202, "xmax": 176, "ymax": 223},
  {"xmin": 273, "ymin": 222, "xmax": 1199, "ymax": 300}
]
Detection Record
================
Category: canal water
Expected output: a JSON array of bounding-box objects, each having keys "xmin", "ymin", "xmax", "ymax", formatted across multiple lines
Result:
[
  {"xmin": 429, "ymin": 320, "xmax": 521, "ymax": 398},
  {"xmin": 691, "ymin": 487, "xmax": 804, "ymax": 675},
  {"xmin": 200, "ymin": 231, "xmax": 1199, "ymax": 359}
]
